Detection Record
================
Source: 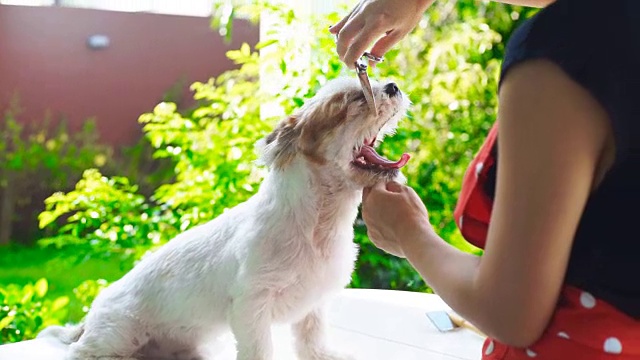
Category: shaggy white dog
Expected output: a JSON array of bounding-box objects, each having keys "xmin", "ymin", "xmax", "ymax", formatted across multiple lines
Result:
[{"xmin": 38, "ymin": 77, "xmax": 411, "ymax": 360}]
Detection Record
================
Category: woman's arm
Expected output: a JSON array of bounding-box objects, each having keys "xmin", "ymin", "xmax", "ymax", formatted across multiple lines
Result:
[{"xmin": 362, "ymin": 59, "xmax": 612, "ymax": 347}]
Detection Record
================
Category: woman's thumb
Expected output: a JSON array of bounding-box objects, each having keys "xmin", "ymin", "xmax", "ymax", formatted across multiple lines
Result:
[
  {"xmin": 385, "ymin": 181, "xmax": 404, "ymax": 193},
  {"xmin": 362, "ymin": 186, "xmax": 371, "ymax": 201}
]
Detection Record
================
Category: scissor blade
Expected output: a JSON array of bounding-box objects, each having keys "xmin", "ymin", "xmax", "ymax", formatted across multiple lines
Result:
[{"xmin": 357, "ymin": 68, "xmax": 377, "ymax": 113}]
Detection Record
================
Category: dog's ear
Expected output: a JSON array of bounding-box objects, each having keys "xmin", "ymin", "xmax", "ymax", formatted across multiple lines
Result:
[
  {"xmin": 255, "ymin": 115, "xmax": 300, "ymax": 169},
  {"xmin": 298, "ymin": 93, "xmax": 349, "ymax": 164}
]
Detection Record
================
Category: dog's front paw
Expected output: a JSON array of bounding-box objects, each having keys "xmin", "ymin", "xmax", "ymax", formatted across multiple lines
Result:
[
  {"xmin": 317, "ymin": 353, "xmax": 356, "ymax": 360},
  {"xmin": 299, "ymin": 349, "xmax": 356, "ymax": 360}
]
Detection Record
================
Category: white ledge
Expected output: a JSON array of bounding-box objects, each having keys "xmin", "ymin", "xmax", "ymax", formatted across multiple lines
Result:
[{"xmin": 0, "ymin": 288, "xmax": 484, "ymax": 360}]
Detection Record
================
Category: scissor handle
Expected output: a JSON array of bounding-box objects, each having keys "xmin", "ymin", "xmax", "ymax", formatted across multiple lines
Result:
[
  {"xmin": 355, "ymin": 61, "xmax": 368, "ymax": 74},
  {"xmin": 362, "ymin": 52, "xmax": 383, "ymax": 63},
  {"xmin": 355, "ymin": 52, "xmax": 384, "ymax": 74}
]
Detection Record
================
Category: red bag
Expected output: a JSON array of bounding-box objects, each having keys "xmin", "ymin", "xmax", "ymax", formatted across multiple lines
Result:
[
  {"xmin": 453, "ymin": 122, "xmax": 498, "ymax": 249},
  {"xmin": 454, "ymin": 122, "xmax": 640, "ymax": 359}
]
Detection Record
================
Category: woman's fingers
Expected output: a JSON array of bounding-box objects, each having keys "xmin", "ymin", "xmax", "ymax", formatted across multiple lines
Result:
[
  {"xmin": 343, "ymin": 23, "xmax": 388, "ymax": 66},
  {"xmin": 385, "ymin": 180, "xmax": 404, "ymax": 193},
  {"xmin": 329, "ymin": 2, "xmax": 361, "ymax": 35},
  {"xmin": 331, "ymin": 0, "xmax": 434, "ymax": 68},
  {"xmin": 336, "ymin": 16, "xmax": 366, "ymax": 63},
  {"xmin": 368, "ymin": 28, "xmax": 408, "ymax": 66}
]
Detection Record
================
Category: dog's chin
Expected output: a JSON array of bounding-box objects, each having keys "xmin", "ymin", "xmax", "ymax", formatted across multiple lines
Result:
[
  {"xmin": 346, "ymin": 133, "xmax": 410, "ymax": 188},
  {"xmin": 347, "ymin": 165, "xmax": 407, "ymax": 188}
]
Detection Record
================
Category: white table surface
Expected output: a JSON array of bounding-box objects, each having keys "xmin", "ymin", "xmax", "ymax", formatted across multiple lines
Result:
[{"xmin": 0, "ymin": 288, "xmax": 485, "ymax": 360}]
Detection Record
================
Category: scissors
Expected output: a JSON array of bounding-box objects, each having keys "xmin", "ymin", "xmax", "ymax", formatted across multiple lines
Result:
[{"xmin": 354, "ymin": 52, "xmax": 384, "ymax": 114}]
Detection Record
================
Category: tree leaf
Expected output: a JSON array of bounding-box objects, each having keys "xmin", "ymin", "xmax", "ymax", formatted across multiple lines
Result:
[{"xmin": 34, "ymin": 278, "xmax": 48, "ymax": 298}]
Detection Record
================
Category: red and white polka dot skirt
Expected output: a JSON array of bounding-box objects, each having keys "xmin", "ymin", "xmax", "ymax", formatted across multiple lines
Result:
[{"xmin": 454, "ymin": 122, "xmax": 640, "ymax": 359}]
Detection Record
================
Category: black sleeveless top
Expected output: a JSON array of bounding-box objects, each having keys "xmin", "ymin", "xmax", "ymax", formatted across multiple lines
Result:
[{"xmin": 487, "ymin": 0, "xmax": 640, "ymax": 319}]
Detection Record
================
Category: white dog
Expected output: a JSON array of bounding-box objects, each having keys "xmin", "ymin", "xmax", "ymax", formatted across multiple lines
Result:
[{"xmin": 38, "ymin": 77, "xmax": 411, "ymax": 360}]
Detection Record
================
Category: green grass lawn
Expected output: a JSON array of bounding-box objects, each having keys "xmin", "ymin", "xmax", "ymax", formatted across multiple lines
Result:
[{"xmin": 0, "ymin": 245, "xmax": 131, "ymax": 321}]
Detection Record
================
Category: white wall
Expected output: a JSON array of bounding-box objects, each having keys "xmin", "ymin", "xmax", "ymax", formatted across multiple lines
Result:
[
  {"xmin": 0, "ymin": 0, "xmax": 217, "ymax": 17},
  {"xmin": 0, "ymin": 0, "xmax": 354, "ymax": 17}
]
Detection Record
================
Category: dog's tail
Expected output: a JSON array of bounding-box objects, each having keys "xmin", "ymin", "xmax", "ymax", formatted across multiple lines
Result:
[{"xmin": 37, "ymin": 323, "xmax": 85, "ymax": 344}]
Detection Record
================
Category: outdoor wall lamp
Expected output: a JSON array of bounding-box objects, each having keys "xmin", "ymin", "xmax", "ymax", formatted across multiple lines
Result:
[{"xmin": 87, "ymin": 34, "xmax": 110, "ymax": 50}]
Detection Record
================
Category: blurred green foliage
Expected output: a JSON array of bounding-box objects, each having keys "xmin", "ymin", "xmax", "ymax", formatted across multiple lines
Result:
[
  {"xmin": 0, "ymin": 103, "xmax": 112, "ymax": 246},
  {"xmin": 0, "ymin": 101, "xmax": 175, "ymax": 248},
  {"xmin": 0, "ymin": 279, "xmax": 69, "ymax": 344}
]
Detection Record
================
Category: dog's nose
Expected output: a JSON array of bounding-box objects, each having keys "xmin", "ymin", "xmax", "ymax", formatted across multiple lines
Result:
[{"xmin": 384, "ymin": 82, "xmax": 399, "ymax": 96}]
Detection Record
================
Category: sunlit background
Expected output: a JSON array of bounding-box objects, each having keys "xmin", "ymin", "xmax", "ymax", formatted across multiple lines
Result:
[{"xmin": 0, "ymin": 0, "xmax": 536, "ymax": 346}]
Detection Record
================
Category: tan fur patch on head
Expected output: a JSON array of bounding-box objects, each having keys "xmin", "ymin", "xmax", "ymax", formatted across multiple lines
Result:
[
  {"xmin": 264, "ymin": 115, "xmax": 300, "ymax": 169},
  {"xmin": 264, "ymin": 89, "xmax": 365, "ymax": 170},
  {"xmin": 298, "ymin": 91, "xmax": 356, "ymax": 164}
]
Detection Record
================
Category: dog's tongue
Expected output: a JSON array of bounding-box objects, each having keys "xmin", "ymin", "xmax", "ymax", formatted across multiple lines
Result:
[{"xmin": 361, "ymin": 145, "xmax": 410, "ymax": 169}]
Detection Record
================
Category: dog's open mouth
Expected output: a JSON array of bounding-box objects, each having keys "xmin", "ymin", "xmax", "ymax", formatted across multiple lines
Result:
[{"xmin": 352, "ymin": 136, "xmax": 410, "ymax": 171}]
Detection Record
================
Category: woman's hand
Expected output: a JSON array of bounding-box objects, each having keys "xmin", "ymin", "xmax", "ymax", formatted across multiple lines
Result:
[
  {"xmin": 329, "ymin": 0, "xmax": 435, "ymax": 67},
  {"xmin": 361, "ymin": 181, "xmax": 434, "ymax": 258}
]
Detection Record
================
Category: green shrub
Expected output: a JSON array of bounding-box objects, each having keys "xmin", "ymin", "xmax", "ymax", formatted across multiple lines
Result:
[
  {"xmin": 0, "ymin": 103, "xmax": 112, "ymax": 246},
  {"xmin": 0, "ymin": 279, "xmax": 69, "ymax": 344},
  {"xmin": 0, "ymin": 278, "xmax": 115, "ymax": 343},
  {"xmin": 72, "ymin": 279, "xmax": 110, "ymax": 316},
  {"xmin": 38, "ymin": 169, "xmax": 179, "ymax": 263},
  {"xmin": 0, "ymin": 98, "xmax": 176, "ymax": 248}
]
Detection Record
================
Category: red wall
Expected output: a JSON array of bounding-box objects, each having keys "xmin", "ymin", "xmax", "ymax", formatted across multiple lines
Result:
[{"xmin": 0, "ymin": 5, "xmax": 258, "ymax": 146}]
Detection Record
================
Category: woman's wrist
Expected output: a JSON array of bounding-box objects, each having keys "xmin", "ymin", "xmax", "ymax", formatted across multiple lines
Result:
[
  {"xmin": 397, "ymin": 219, "xmax": 441, "ymax": 258},
  {"xmin": 397, "ymin": 221, "xmax": 483, "ymax": 326}
]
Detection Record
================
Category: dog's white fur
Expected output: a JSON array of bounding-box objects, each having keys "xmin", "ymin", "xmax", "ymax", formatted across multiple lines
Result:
[{"xmin": 38, "ymin": 77, "xmax": 410, "ymax": 360}]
